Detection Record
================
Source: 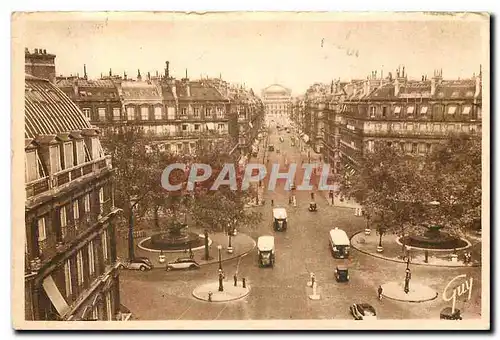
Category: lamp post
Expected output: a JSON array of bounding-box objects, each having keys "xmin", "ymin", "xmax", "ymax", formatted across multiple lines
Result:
[
  {"xmin": 128, "ymin": 195, "xmax": 139, "ymax": 261},
  {"xmin": 217, "ymin": 245, "xmax": 223, "ymax": 271},
  {"xmin": 404, "ymin": 246, "xmax": 412, "ymax": 294}
]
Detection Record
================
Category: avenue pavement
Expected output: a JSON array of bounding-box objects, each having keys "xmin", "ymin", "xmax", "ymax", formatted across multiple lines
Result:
[{"xmin": 119, "ymin": 127, "xmax": 482, "ymax": 320}]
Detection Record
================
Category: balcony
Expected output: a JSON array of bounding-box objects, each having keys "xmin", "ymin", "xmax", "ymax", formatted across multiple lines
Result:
[
  {"xmin": 26, "ymin": 156, "xmax": 112, "ymax": 200},
  {"xmin": 362, "ymin": 128, "xmax": 478, "ymax": 138}
]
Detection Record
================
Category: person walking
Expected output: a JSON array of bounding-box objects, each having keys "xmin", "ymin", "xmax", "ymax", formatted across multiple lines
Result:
[{"xmin": 377, "ymin": 285, "xmax": 383, "ymax": 300}]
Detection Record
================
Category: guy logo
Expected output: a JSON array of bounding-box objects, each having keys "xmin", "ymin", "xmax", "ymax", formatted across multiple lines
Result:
[{"xmin": 442, "ymin": 274, "xmax": 473, "ymax": 314}]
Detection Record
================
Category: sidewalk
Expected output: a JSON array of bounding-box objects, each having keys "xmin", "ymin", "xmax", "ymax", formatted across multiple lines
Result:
[{"xmin": 116, "ymin": 229, "xmax": 256, "ymax": 269}]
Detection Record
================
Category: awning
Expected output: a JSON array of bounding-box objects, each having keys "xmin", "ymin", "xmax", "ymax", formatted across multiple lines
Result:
[{"xmin": 42, "ymin": 275, "xmax": 70, "ymax": 317}]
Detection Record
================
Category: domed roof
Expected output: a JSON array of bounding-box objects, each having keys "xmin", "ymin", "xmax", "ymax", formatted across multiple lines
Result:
[{"xmin": 262, "ymin": 84, "xmax": 291, "ymax": 94}]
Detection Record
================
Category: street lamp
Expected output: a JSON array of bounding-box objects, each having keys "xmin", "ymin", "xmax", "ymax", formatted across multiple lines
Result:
[
  {"xmin": 217, "ymin": 245, "xmax": 223, "ymax": 271},
  {"xmin": 404, "ymin": 246, "xmax": 412, "ymax": 294}
]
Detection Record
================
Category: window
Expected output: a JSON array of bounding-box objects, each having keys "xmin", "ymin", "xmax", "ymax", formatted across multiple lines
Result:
[
  {"xmin": 167, "ymin": 107, "xmax": 176, "ymax": 119},
  {"xmin": 182, "ymin": 124, "xmax": 188, "ymax": 131},
  {"xmin": 205, "ymin": 107, "xmax": 212, "ymax": 117},
  {"xmin": 91, "ymin": 138, "xmax": 104, "ymax": 160},
  {"xmin": 84, "ymin": 193, "xmax": 91, "ymax": 213},
  {"xmin": 49, "ymin": 145, "xmax": 61, "ymax": 173},
  {"xmin": 393, "ymin": 123, "xmax": 401, "ymax": 131},
  {"xmin": 91, "ymin": 305, "xmax": 98, "ymax": 320},
  {"xmin": 98, "ymin": 108, "xmax": 106, "ymax": 121},
  {"xmin": 194, "ymin": 124, "xmax": 200, "ymax": 131},
  {"xmin": 448, "ymin": 124, "xmax": 455, "ymax": 131},
  {"xmin": 367, "ymin": 140, "xmax": 374, "ymax": 152},
  {"xmin": 420, "ymin": 106, "xmax": 428, "ymax": 115},
  {"xmin": 419, "ymin": 124, "xmax": 426, "ymax": 131},
  {"xmin": 382, "ymin": 107, "xmax": 387, "ymax": 117},
  {"xmin": 412, "ymin": 143, "xmax": 418, "ymax": 153},
  {"xmin": 76, "ymin": 250, "xmax": 84, "ymax": 285},
  {"xmin": 370, "ymin": 106, "xmax": 376, "ymax": 117},
  {"xmin": 181, "ymin": 107, "xmax": 187, "ymax": 116},
  {"xmin": 407, "ymin": 123, "xmax": 414, "ymax": 131},
  {"xmin": 462, "ymin": 106, "xmax": 471, "ymax": 115},
  {"xmin": 64, "ymin": 259, "xmax": 72, "ymax": 297},
  {"xmin": 102, "ymin": 230, "xmax": 109, "ymax": 260},
  {"xmin": 126, "ymin": 107, "xmax": 135, "ymax": 120},
  {"xmin": 112, "ymin": 108, "xmax": 121, "ymax": 121},
  {"xmin": 25, "ymin": 151, "xmax": 39, "ymax": 182},
  {"xmin": 406, "ymin": 106, "xmax": 415, "ymax": 114},
  {"xmin": 73, "ymin": 200, "xmax": 79, "ymax": 221},
  {"xmin": 418, "ymin": 143, "xmax": 426, "ymax": 153},
  {"xmin": 477, "ymin": 107, "xmax": 482, "ymax": 119},
  {"xmin": 88, "ymin": 241, "xmax": 95, "ymax": 275},
  {"xmin": 218, "ymin": 124, "xmax": 225, "ymax": 131},
  {"xmin": 394, "ymin": 106, "xmax": 401, "ymax": 115},
  {"xmin": 63, "ymin": 142, "xmax": 74, "ymax": 169},
  {"xmin": 37, "ymin": 217, "xmax": 46, "ymax": 242},
  {"xmin": 106, "ymin": 292, "xmax": 113, "ymax": 320},
  {"xmin": 447, "ymin": 106, "xmax": 457, "ymax": 114},
  {"xmin": 434, "ymin": 124, "xmax": 441, "ymax": 132},
  {"xmin": 60, "ymin": 205, "xmax": 67, "ymax": 232},
  {"xmin": 154, "ymin": 107, "xmax": 162, "ymax": 120},
  {"xmin": 99, "ymin": 187, "xmax": 105, "ymax": 204},
  {"xmin": 193, "ymin": 108, "xmax": 200, "ymax": 117},
  {"xmin": 82, "ymin": 108, "xmax": 91, "ymax": 120},
  {"xmin": 141, "ymin": 107, "xmax": 149, "ymax": 120},
  {"xmin": 75, "ymin": 140, "xmax": 85, "ymax": 165}
]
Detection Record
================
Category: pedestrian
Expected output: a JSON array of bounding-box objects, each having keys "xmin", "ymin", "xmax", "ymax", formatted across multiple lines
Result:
[
  {"xmin": 234, "ymin": 274, "xmax": 238, "ymax": 287},
  {"xmin": 189, "ymin": 247, "xmax": 194, "ymax": 259},
  {"xmin": 271, "ymin": 199, "xmax": 274, "ymax": 206},
  {"xmin": 378, "ymin": 285, "xmax": 383, "ymax": 300}
]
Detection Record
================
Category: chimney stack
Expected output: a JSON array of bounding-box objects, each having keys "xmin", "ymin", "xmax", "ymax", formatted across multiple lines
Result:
[
  {"xmin": 83, "ymin": 64, "xmax": 88, "ymax": 80},
  {"xmin": 137, "ymin": 69, "xmax": 142, "ymax": 81},
  {"xmin": 165, "ymin": 61, "xmax": 170, "ymax": 78},
  {"xmin": 109, "ymin": 68, "xmax": 112, "ymax": 77},
  {"xmin": 147, "ymin": 71, "xmax": 151, "ymax": 80}
]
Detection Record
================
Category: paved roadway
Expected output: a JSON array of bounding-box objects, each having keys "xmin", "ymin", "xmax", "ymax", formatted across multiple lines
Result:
[{"xmin": 119, "ymin": 126, "xmax": 482, "ymax": 321}]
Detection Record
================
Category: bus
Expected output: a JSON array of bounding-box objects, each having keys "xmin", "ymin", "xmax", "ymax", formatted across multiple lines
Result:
[{"xmin": 329, "ymin": 228, "xmax": 350, "ymax": 259}]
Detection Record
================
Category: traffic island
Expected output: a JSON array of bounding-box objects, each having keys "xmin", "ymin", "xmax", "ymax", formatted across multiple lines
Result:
[
  {"xmin": 381, "ymin": 281, "xmax": 438, "ymax": 303},
  {"xmin": 350, "ymin": 231, "xmax": 480, "ymax": 268},
  {"xmin": 117, "ymin": 230, "xmax": 256, "ymax": 269},
  {"xmin": 192, "ymin": 281, "xmax": 250, "ymax": 302}
]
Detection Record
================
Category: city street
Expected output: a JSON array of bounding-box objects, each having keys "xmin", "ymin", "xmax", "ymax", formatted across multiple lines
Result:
[{"xmin": 119, "ymin": 125, "xmax": 482, "ymax": 320}]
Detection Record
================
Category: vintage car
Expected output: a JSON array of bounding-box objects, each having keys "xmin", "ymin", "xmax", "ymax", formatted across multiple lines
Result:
[
  {"xmin": 349, "ymin": 303, "xmax": 377, "ymax": 320},
  {"xmin": 273, "ymin": 208, "xmax": 288, "ymax": 231},
  {"xmin": 119, "ymin": 257, "xmax": 154, "ymax": 271},
  {"xmin": 165, "ymin": 258, "xmax": 201, "ymax": 271},
  {"xmin": 335, "ymin": 265, "xmax": 349, "ymax": 282},
  {"xmin": 257, "ymin": 235, "xmax": 275, "ymax": 267}
]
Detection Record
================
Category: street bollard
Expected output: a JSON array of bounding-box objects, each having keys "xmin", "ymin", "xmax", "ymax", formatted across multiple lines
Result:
[
  {"xmin": 242, "ymin": 278, "xmax": 246, "ymax": 288},
  {"xmin": 208, "ymin": 291, "xmax": 213, "ymax": 302}
]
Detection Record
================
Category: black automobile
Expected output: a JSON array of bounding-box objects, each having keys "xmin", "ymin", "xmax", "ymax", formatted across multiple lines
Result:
[
  {"xmin": 335, "ymin": 265, "xmax": 349, "ymax": 282},
  {"xmin": 308, "ymin": 202, "xmax": 317, "ymax": 212},
  {"xmin": 440, "ymin": 307, "xmax": 462, "ymax": 320},
  {"xmin": 349, "ymin": 303, "xmax": 377, "ymax": 320}
]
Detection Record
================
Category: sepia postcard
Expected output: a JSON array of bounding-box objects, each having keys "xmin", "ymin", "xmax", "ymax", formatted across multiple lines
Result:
[{"xmin": 11, "ymin": 11, "xmax": 490, "ymax": 330}]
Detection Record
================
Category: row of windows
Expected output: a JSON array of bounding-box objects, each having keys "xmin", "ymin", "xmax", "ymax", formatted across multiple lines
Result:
[
  {"xmin": 363, "ymin": 122, "xmax": 480, "ymax": 133},
  {"xmin": 360, "ymin": 104, "xmax": 481, "ymax": 118},
  {"xmin": 36, "ymin": 188, "xmax": 107, "ymax": 246},
  {"xmin": 63, "ymin": 230, "xmax": 109, "ymax": 299},
  {"xmin": 25, "ymin": 138, "xmax": 104, "ymax": 182},
  {"xmin": 366, "ymin": 140, "xmax": 434, "ymax": 154},
  {"xmin": 140, "ymin": 123, "xmax": 227, "ymax": 135}
]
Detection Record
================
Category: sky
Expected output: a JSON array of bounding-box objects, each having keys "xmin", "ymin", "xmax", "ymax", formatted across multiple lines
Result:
[{"xmin": 21, "ymin": 13, "xmax": 488, "ymax": 95}]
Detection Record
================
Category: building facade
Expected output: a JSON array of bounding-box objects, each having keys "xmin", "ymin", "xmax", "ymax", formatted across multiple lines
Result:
[
  {"xmin": 25, "ymin": 48, "xmax": 57, "ymax": 84},
  {"xmin": 24, "ymin": 73, "xmax": 122, "ymax": 321},
  {"xmin": 294, "ymin": 67, "xmax": 483, "ymax": 178},
  {"xmin": 261, "ymin": 84, "xmax": 292, "ymax": 127}
]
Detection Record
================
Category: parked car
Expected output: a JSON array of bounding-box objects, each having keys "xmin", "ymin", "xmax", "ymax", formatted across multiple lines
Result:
[
  {"xmin": 166, "ymin": 258, "xmax": 201, "ymax": 271},
  {"xmin": 349, "ymin": 303, "xmax": 377, "ymax": 320},
  {"xmin": 119, "ymin": 257, "xmax": 154, "ymax": 271}
]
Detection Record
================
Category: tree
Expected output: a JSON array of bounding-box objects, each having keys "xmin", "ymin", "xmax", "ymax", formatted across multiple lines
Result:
[
  {"xmin": 424, "ymin": 134, "xmax": 481, "ymax": 236},
  {"xmin": 103, "ymin": 126, "xmax": 161, "ymax": 260}
]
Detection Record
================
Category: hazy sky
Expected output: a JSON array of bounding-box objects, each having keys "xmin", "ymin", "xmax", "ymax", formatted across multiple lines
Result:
[{"xmin": 22, "ymin": 14, "xmax": 487, "ymax": 95}]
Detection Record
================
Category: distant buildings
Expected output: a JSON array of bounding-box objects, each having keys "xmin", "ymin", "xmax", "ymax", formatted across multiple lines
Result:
[
  {"xmin": 55, "ymin": 61, "xmax": 264, "ymax": 159},
  {"xmin": 261, "ymin": 84, "xmax": 292, "ymax": 126},
  {"xmin": 24, "ymin": 73, "xmax": 122, "ymax": 321},
  {"xmin": 292, "ymin": 66, "xmax": 483, "ymax": 177}
]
